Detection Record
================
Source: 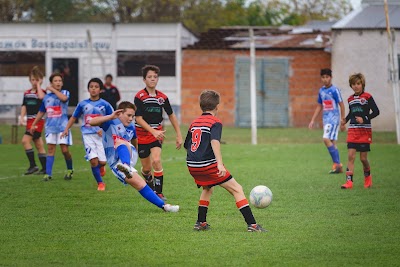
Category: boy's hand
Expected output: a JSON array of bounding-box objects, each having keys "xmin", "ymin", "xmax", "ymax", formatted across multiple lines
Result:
[
  {"xmin": 97, "ymin": 129, "xmax": 103, "ymax": 137},
  {"xmin": 217, "ymin": 163, "xmax": 226, "ymax": 177},
  {"xmin": 355, "ymin": 116, "xmax": 364, "ymax": 124},
  {"xmin": 308, "ymin": 120, "xmax": 314, "ymax": 129},
  {"xmin": 110, "ymin": 109, "xmax": 124, "ymax": 119},
  {"xmin": 29, "ymin": 125, "xmax": 37, "ymax": 134},
  {"xmin": 60, "ymin": 130, "xmax": 69, "ymax": 139},
  {"xmin": 46, "ymin": 86, "xmax": 56, "ymax": 93},
  {"xmin": 152, "ymin": 129, "xmax": 166, "ymax": 140},
  {"xmin": 176, "ymin": 136, "xmax": 182, "ymax": 150}
]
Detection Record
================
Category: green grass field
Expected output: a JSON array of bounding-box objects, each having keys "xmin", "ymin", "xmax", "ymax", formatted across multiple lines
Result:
[{"xmin": 0, "ymin": 125, "xmax": 399, "ymax": 266}]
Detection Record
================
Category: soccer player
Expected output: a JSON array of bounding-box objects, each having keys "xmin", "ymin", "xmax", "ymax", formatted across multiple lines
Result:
[
  {"xmin": 340, "ymin": 73, "xmax": 380, "ymax": 189},
  {"xmin": 30, "ymin": 73, "xmax": 74, "ymax": 182},
  {"xmin": 184, "ymin": 90, "xmax": 266, "ymax": 232},
  {"xmin": 89, "ymin": 101, "xmax": 179, "ymax": 212},
  {"xmin": 134, "ymin": 65, "xmax": 183, "ymax": 200},
  {"xmin": 100, "ymin": 74, "xmax": 121, "ymax": 110},
  {"xmin": 309, "ymin": 68, "xmax": 346, "ymax": 174},
  {"xmin": 20, "ymin": 66, "xmax": 47, "ymax": 175},
  {"xmin": 61, "ymin": 78, "xmax": 114, "ymax": 191}
]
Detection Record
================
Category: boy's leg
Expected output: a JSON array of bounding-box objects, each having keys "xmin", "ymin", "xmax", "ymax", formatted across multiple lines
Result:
[
  {"xmin": 150, "ymin": 146, "xmax": 165, "ymax": 198},
  {"xmin": 324, "ymin": 139, "xmax": 342, "ymax": 174},
  {"xmin": 220, "ymin": 178, "xmax": 266, "ymax": 232},
  {"xmin": 194, "ymin": 187, "xmax": 213, "ymax": 231},
  {"xmin": 89, "ymin": 158, "xmax": 105, "ymax": 190},
  {"xmin": 140, "ymin": 155, "xmax": 155, "ymax": 191},
  {"xmin": 360, "ymin": 151, "xmax": 372, "ymax": 188},
  {"xmin": 44, "ymin": 143, "xmax": 56, "ymax": 181},
  {"xmin": 33, "ymin": 135, "xmax": 46, "ymax": 174},
  {"xmin": 22, "ymin": 133, "xmax": 38, "ymax": 174},
  {"xmin": 60, "ymin": 144, "xmax": 73, "ymax": 180},
  {"xmin": 341, "ymin": 148, "xmax": 356, "ymax": 189}
]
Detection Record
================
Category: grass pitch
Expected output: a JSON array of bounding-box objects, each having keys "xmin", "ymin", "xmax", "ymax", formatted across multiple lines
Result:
[{"xmin": 0, "ymin": 125, "xmax": 399, "ymax": 266}]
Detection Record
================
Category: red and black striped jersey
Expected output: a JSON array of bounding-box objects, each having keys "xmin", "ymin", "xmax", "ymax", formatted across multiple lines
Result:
[
  {"xmin": 345, "ymin": 92, "xmax": 379, "ymax": 143},
  {"xmin": 22, "ymin": 89, "xmax": 46, "ymax": 119},
  {"xmin": 184, "ymin": 113, "xmax": 222, "ymax": 165}
]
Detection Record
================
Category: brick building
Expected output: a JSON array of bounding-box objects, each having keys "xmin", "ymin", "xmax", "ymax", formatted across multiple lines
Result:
[{"xmin": 181, "ymin": 26, "xmax": 332, "ymax": 127}]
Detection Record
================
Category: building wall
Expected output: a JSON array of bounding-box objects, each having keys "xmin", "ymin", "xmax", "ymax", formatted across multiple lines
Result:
[
  {"xmin": 181, "ymin": 49, "xmax": 331, "ymax": 127},
  {"xmin": 332, "ymin": 30, "xmax": 399, "ymax": 131}
]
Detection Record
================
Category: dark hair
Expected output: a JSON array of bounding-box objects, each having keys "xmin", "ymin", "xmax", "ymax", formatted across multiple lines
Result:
[
  {"xmin": 320, "ymin": 68, "xmax": 332, "ymax": 77},
  {"xmin": 200, "ymin": 90, "xmax": 220, "ymax": 112},
  {"xmin": 105, "ymin": 74, "xmax": 113, "ymax": 80},
  {"xmin": 142, "ymin": 65, "xmax": 160, "ymax": 79},
  {"xmin": 118, "ymin": 101, "xmax": 136, "ymax": 111},
  {"xmin": 87, "ymin": 78, "xmax": 104, "ymax": 90},
  {"xmin": 49, "ymin": 72, "xmax": 63, "ymax": 83},
  {"xmin": 30, "ymin": 66, "xmax": 44, "ymax": 79},
  {"xmin": 349, "ymin": 73, "xmax": 366, "ymax": 91}
]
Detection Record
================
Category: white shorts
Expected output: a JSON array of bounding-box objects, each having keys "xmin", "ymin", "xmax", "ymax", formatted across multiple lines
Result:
[
  {"xmin": 45, "ymin": 132, "xmax": 73, "ymax": 145},
  {"xmin": 111, "ymin": 144, "xmax": 138, "ymax": 184},
  {"xmin": 323, "ymin": 123, "xmax": 339, "ymax": 141},
  {"xmin": 82, "ymin": 134, "xmax": 106, "ymax": 162}
]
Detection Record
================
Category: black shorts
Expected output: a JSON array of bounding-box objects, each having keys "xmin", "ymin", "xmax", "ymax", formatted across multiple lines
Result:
[
  {"xmin": 347, "ymin": 142, "xmax": 370, "ymax": 152},
  {"xmin": 138, "ymin": 140, "xmax": 162, "ymax": 158},
  {"xmin": 24, "ymin": 130, "xmax": 42, "ymax": 141}
]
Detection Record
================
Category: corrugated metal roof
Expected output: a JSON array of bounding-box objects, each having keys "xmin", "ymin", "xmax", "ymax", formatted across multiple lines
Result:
[{"xmin": 333, "ymin": 4, "xmax": 400, "ymax": 29}]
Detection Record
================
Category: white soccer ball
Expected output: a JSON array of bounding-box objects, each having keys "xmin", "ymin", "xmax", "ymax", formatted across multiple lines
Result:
[{"xmin": 249, "ymin": 185, "xmax": 273, "ymax": 209}]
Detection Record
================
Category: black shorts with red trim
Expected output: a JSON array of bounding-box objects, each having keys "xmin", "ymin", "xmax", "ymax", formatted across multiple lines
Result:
[
  {"xmin": 24, "ymin": 130, "xmax": 42, "ymax": 140},
  {"xmin": 138, "ymin": 140, "xmax": 162, "ymax": 158},
  {"xmin": 347, "ymin": 142, "xmax": 370, "ymax": 152}
]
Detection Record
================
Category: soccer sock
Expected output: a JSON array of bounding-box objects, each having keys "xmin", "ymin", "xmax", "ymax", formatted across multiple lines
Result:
[
  {"xmin": 364, "ymin": 167, "xmax": 371, "ymax": 177},
  {"xmin": 237, "ymin": 199, "xmax": 256, "ymax": 225},
  {"xmin": 38, "ymin": 153, "xmax": 46, "ymax": 170},
  {"xmin": 197, "ymin": 200, "xmax": 209, "ymax": 223},
  {"xmin": 154, "ymin": 169, "xmax": 164, "ymax": 194},
  {"xmin": 46, "ymin": 156, "xmax": 55, "ymax": 176},
  {"xmin": 141, "ymin": 168, "xmax": 154, "ymax": 190},
  {"xmin": 91, "ymin": 165, "xmax": 103, "ymax": 184},
  {"xmin": 65, "ymin": 158, "xmax": 73, "ymax": 170},
  {"xmin": 116, "ymin": 145, "xmax": 130, "ymax": 165},
  {"xmin": 138, "ymin": 184, "xmax": 164, "ymax": 208},
  {"xmin": 25, "ymin": 149, "xmax": 36, "ymax": 168},
  {"xmin": 346, "ymin": 168, "xmax": 353, "ymax": 182},
  {"xmin": 327, "ymin": 145, "xmax": 340, "ymax": 164}
]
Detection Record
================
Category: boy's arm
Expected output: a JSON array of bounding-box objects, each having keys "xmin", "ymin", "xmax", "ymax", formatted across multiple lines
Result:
[
  {"xmin": 308, "ymin": 104, "xmax": 322, "ymax": 129},
  {"xmin": 135, "ymin": 116, "xmax": 166, "ymax": 140},
  {"xmin": 61, "ymin": 116, "xmax": 77, "ymax": 138},
  {"xmin": 36, "ymin": 79, "xmax": 45, "ymax": 100},
  {"xmin": 168, "ymin": 113, "xmax": 183, "ymax": 149},
  {"xmin": 29, "ymin": 111, "xmax": 45, "ymax": 133},
  {"xmin": 90, "ymin": 109, "xmax": 123, "ymax": 126},
  {"xmin": 367, "ymin": 97, "xmax": 380, "ymax": 120},
  {"xmin": 131, "ymin": 137, "xmax": 138, "ymax": 151},
  {"xmin": 211, "ymin": 139, "xmax": 227, "ymax": 177},
  {"xmin": 339, "ymin": 101, "xmax": 346, "ymax": 131},
  {"xmin": 19, "ymin": 105, "xmax": 27, "ymax": 125},
  {"xmin": 47, "ymin": 86, "xmax": 68, "ymax": 102}
]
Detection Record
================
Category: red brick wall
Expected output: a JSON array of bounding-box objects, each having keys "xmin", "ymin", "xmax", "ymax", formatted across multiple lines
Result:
[{"xmin": 181, "ymin": 49, "xmax": 330, "ymax": 127}]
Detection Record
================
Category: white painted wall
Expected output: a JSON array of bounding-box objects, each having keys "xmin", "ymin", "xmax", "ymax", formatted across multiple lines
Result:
[{"xmin": 331, "ymin": 29, "xmax": 399, "ymax": 131}]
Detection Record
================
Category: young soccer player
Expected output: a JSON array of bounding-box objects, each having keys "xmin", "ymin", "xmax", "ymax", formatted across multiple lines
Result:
[
  {"xmin": 20, "ymin": 66, "xmax": 47, "ymax": 175},
  {"xmin": 134, "ymin": 65, "xmax": 183, "ymax": 200},
  {"xmin": 100, "ymin": 74, "xmax": 121, "ymax": 110},
  {"xmin": 89, "ymin": 101, "xmax": 179, "ymax": 212},
  {"xmin": 309, "ymin": 68, "xmax": 346, "ymax": 174},
  {"xmin": 61, "ymin": 78, "xmax": 114, "ymax": 191},
  {"xmin": 340, "ymin": 73, "xmax": 380, "ymax": 189},
  {"xmin": 184, "ymin": 90, "xmax": 266, "ymax": 232},
  {"xmin": 30, "ymin": 73, "xmax": 74, "ymax": 181}
]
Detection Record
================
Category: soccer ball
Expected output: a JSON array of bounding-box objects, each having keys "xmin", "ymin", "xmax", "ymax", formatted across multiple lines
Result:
[{"xmin": 249, "ymin": 185, "xmax": 273, "ymax": 209}]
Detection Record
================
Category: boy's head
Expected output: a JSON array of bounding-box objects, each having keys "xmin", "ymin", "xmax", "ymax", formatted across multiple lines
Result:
[
  {"xmin": 200, "ymin": 90, "xmax": 220, "ymax": 112},
  {"xmin": 349, "ymin": 73, "xmax": 365, "ymax": 94},
  {"xmin": 49, "ymin": 73, "xmax": 63, "ymax": 90},
  {"xmin": 142, "ymin": 65, "xmax": 160, "ymax": 79},
  {"xmin": 29, "ymin": 66, "xmax": 44, "ymax": 86},
  {"xmin": 117, "ymin": 101, "xmax": 136, "ymax": 126},
  {"xmin": 320, "ymin": 68, "xmax": 332, "ymax": 87},
  {"xmin": 105, "ymin": 74, "xmax": 113, "ymax": 85},
  {"xmin": 87, "ymin": 78, "xmax": 104, "ymax": 98}
]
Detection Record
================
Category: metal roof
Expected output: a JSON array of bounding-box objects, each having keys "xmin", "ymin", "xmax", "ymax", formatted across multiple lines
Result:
[{"xmin": 333, "ymin": 4, "xmax": 400, "ymax": 29}]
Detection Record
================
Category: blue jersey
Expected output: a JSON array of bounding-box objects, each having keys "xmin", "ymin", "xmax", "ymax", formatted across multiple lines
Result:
[
  {"xmin": 101, "ymin": 118, "xmax": 137, "ymax": 168},
  {"xmin": 72, "ymin": 98, "xmax": 114, "ymax": 134},
  {"xmin": 39, "ymin": 90, "xmax": 70, "ymax": 134},
  {"xmin": 317, "ymin": 85, "xmax": 343, "ymax": 125}
]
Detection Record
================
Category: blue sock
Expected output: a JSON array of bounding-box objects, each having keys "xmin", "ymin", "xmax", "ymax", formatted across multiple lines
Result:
[
  {"xmin": 139, "ymin": 185, "xmax": 164, "ymax": 208},
  {"xmin": 91, "ymin": 165, "xmax": 103, "ymax": 183},
  {"xmin": 327, "ymin": 145, "xmax": 340, "ymax": 164},
  {"xmin": 116, "ymin": 145, "xmax": 130, "ymax": 165},
  {"xmin": 66, "ymin": 158, "xmax": 73, "ymax": 170},
  {"xmin": 46, "ymin": 156, "xmax": 54, "ymax": 176}
]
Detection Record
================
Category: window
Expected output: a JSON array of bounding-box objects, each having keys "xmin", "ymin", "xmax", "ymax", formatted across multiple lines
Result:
[
  {"xmin": 0, "ymin": 52, "xmax": 45, "ymax": 76},
  {"xmin": 117, "ymin": 51, "xmax": 175, "ymax": 76}
]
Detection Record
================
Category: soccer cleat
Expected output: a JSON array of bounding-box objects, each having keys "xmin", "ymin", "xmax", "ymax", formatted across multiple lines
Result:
[
  {"xmin": 329, "ymin": 163, "xmax": 343, "ymax": 174},
  {"xmin": 157, "ymin": 193, "xmax": 167, "ymax": 201},
  {"xmin": 341, "ymin": 180, "xmax": 353, "ymax": 189},
  {"xmin": 42, "ymin": 174, "xmax": 52, "ymax": 182},
  {"xmin": 247, "ymin": 224, "xmax": 267, "ymax": 232},
  {"xmin": 97, "ymin": 182, "xmax": 106, "ymax": 191},
  {"xmin": 194, "ymin": 221, "xmax": 210, "ymax": 231},
  {"xmin": 163, "ymin": 204, "xmax": 179, "ymax": 212},
  {"xmin": 364, "ymin": 175, "xmax": 372, "ymax": 188},
  {"xmin": 100, "ymin": 165, "xmax": 106, "ymax": 177},
  {"xmin": 25, "ymin": 166, "xmax": 39, "ymax": 175},
  {"xmin": 64, "ymin": 169, "xmax": 73, "ymax": 180},
  {"xmin": 116, "ymin": 163, "xmax": 133, "ymax": 179},
  {"xmin": 36, "ymin": 169, "xmax": 46, "ymax": 175}
]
